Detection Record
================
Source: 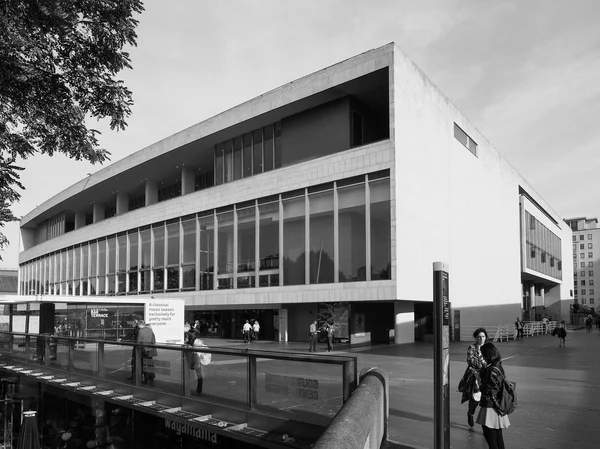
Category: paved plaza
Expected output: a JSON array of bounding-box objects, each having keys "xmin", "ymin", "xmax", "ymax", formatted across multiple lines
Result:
[{"xmin": 207, "ymin": 328, "xmax": 600, "ymax": 448}]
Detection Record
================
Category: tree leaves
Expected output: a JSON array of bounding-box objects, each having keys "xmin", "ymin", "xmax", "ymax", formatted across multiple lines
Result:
[{"xmin": 0, "ymin": 0, "xmax": 144, "ymax": 259}]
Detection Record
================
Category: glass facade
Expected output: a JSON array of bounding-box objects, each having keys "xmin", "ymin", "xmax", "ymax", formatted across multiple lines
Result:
[
  {"xmin": 19, "ymin": 171, "xmax": 392, "ymax": 296},
  {"xmin": 524, "ymin": 210, "xmax": 562, "ymax": 280}
]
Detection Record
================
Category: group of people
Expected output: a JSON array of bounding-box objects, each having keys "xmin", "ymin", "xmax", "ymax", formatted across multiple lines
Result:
[
  {"xmin": 459, "ymin": 328, "xmax": 510, "ymax": 448},
  {"xmin": 308, "ymin": 320, "xmax": 334, "ymax": 352},
  {"xmin": 242, "ymin": 319, "xmax": 261, "ymax": 343}
]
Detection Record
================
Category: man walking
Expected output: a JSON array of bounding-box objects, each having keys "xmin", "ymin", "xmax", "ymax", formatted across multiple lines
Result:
[
  {"xmin": 309, "ymin": 320, "xmax": 318, "ymax": 352},
  {"xmin": 242, "ymin": 320, "xmax": 251, "ymax": 343},
  {"xmin": 136, "ymin": 320, "xmax": 157, "ymax": 384},
  {"xmin": 515, "ymin": 317, "xmax": 524, "ymax": 340},
  {"xmin": 324, "ymin": 321, "xmax": 334, "ymax": 352}
]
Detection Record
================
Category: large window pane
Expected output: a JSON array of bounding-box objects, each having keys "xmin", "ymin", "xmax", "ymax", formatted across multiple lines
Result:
[
  {"xmin": 253, "ymin": 129, "xmax": 263, "ymax": 175},
  {"xmin": 129, "ymin": 272, "xmax": 138, "ymax": 293},
  {"xmin": 264, "ymin": 125, "xmax": 274, "ymax": 172},
  {"xmin": 309, "ymin": 190, "xmax": 334, "ymax": 284},
  {"xmin": 81, "ymin": 244, "xmax": 89, "ymax": 280},
  {"xmin": 153, "ymin": 225, "xmax": 165, "ymax": 268},
  {"xmin": 234, "ymin": 136, "xmax": 242, "ymax": 180},
  {"xmin": 140, "ymin": 229, "xmax": 151, "ymax": 269},
  {"xmin": 259, "ymin": 202, "xmax": 279, "ymax": 271},
  {"xmin": 237, "ymin": 206, "xmax": 255, "ymax": 273},
  {"xmin": 217, "ymin": 211, "xmax": 234, "ymax": 275},
  {"xmin": 215, "ymin": 143, "xmax": 224, "ymax": 185},
  {"xmin": 98, "ymin": 241, "xmax": 106, "ymax": 276},
  {"xmin": 154, "ymin": 268, "xmax": 164, "ymax": 291},
  {"xmin": 370, "ymin": 178, "xmax": 391, "ymax": 280},
  {"xmin": 283, "ymin": 195, "xmax": 305, "ymax": 285},
  {"xmin": 107, "ymin": 236, "xmax": 116, "ymax": 274},
  {"xmin": 90, "ymin": 243, "xmax": 97, "ymax": 277},
  {"xmin": 166, "ymin": 222, "xmax": 180, "ymax": 266},
  {"xmin": 182, "ymin": 219, "xmax": 196, "ymax": 264},
  {"xmin": 74, "ymin": 247, "xmax": 81, "ymax": 280},
  {"xmin": 140, "ymin": 270, "xmax": 151, "ymax": 293},
  {"xmin": 274, "ymin": 122, "xmax": 282, "ymax": 169},
  {"xmin": 60, "ymin": 250, "xmax": 67, "ymax": 281},
  {"xmin": 224, "ymin": 139, "xmax": 233, "ymax": 183},
  {"xmin": 243, "ymin": 133, "xmax": 252, "ymax": 178},
  {"xmin": 129, "ymin": 231, "xmax": 139, "ymax": 270},
  {"xmin": 199, "ymin": 215, "xmax": 214, "ymax": 290},
  {"xmin": 66, "ymin": 249, "xmax": 73, "ymax": 281},
  {"xmin": 117, "ymin": 234, "xmax": 127, "ymax": 273},
  {"xmin": 338, "ymin": 183, "xmax": 366, "ymax": 282}
]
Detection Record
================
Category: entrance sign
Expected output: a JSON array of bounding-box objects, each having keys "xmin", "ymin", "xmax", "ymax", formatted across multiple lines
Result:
[
  {"xmin": 433, "ymin": 262, "xmax": 450, "ymax": 449},
  {"xmin": 145, "ymin": 299, "xmax": 184, "ymax": 344}
]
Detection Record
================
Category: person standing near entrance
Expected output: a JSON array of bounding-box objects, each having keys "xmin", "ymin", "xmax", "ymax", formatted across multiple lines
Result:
[
  {"xmin": 136, "ymin": 320, "xmax": 157, "ymax": 384},
  {"xmin": 309, "ymin": 320, "xmax": 318, "ymax": 352},
  {"xmin": 242, "ymin": 320, "xmax": 251, "ymax": 343},
  {"xmin": 252, "ymin": 320, "xmax": 260, "ymax": 342},
  {"xmin": 126, "ymin": 318, "xmax": 141, "ymax": 381},
  {"xmin": 324, "ymin": 321, "xmax": 334, "ymax": 352},
  {"xmin": 515, "ymin": 317, "xmax": 524, "ymax": 340}
]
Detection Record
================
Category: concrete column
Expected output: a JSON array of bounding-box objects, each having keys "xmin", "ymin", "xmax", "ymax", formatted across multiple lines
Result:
[
  {"xmin": 394, "ymin": 300, "xmax": 415, "ymax": 344},
  {"xmin": 181, "ymin": 166, "xmax": 195, "ymax": 195},
  {"xmin": 145, "ymin": 181, "xmax": 158, "ymax": 206},
  {"xmin": 93, "ymin": 203, "xmax": 105, "ymax": 223},
  {"xmin": 74, "ymin": 212, "xmax": 86, "ymax": 230},
  {"xmin": 529, "ymin": 284, "xmax": 536, "ymax": 320},
  {"xmin": 116, "ymin": 192, "xmax": 128, "ymax": 215}
]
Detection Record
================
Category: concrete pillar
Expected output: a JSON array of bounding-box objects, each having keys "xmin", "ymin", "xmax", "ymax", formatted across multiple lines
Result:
[
  {"xmin": 93, "ymin": 203, "xmax": 105, "ymax": 223},
  {"xmin": 394, "ymin": 300, "xmax": 415, "ymax": 344},
  {"xmin": 145, "ymin": 181, "xmax": 158, "ymax": 206},
  {"xmin": 74, "ymin": 212, "xmax": 86, "ymax": 230},
  {"xmin": 529, "ymin": 284, "xmax": 536, "ymax": 320},
  {"xmin": 116, "ymin": 192, "xmax": 128, "ymax": 215},
  {"xmin": 181, "ymin": 166, "xmax": 195, "ymax": 195}
]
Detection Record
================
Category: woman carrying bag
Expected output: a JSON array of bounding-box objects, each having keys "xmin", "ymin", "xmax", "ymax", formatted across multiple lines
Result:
[
  {"xmin": 458, "ymin": 327, "xmax": 488, "ymax": 427},
  {"xmin": 477, "ymin": 342, "xmax": 510, "ymax": 449}
]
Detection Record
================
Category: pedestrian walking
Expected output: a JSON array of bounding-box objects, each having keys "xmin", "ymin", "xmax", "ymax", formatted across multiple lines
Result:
[
  {"xmin": 190, "ymin": 336, "xmax": 211, "ymax": 395},
  {"xmin": 126, "ymin": 317, "xmax": 141, "ymax": 381},
  {"xmin": 458, "ymin": 327, "xmax": 488, "ymax": 427},
  {"xmin": 585, "ymin": 315, "xmax": 593, "ymax": 332},
  {"xmin": 514, "ymin": 317, "xmax": 524, "ymax": 340},
  {"xmin": 242, "ymin": 320, "xmax": 251, "ymax": 343},
  {"xmin": 308, "ymin": 320, "xmax": 318, "ymax": 352},
  {"xmin": 557, "ymin": 320, "xmax": 567, "ymax": 347},
  {"xmin": 252, "ymin": 320, "xmax": 260, "ymax": 342},
  {"xmin": 136, "ymin": 320, "xmax": 157, "ymax": 384},
  {"xmin": 542, "ymin": 315, "xmax": 549, "ymax": 333},
  {"xmin": 323, "ymin": 321, "xmax": 334, "ymax": 352},
  {"xmin": 477, "ymin": 342, "xmax": 510, "ymax": 449}
]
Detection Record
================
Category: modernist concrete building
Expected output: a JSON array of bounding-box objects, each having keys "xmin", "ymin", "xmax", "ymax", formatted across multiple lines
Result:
[
  {"xmin": 17, "ymin": 43, "xmax": 574, "ymax": 344},
  {"xmin": 565, "ymin": 217, "xmax": 600, "ymax": 311}
]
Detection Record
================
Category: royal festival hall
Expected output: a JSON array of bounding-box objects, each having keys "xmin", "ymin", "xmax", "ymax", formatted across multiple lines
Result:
[{"xmin": 15, "ymin": 43, "xmax": 574, "ymax": 346}]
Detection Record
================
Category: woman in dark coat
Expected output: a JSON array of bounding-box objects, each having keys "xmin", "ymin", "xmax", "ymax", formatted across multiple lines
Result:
[
  {"xmin": 459, "ymin": 327, "xmax": 488, "ymax": 427},
  {"xmin": 477, "ymin": 342, "xmax": 510, "ymax": 449}
]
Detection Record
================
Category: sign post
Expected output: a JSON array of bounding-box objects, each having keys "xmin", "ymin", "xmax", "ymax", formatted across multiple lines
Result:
[{"xmin": 433, "ymin": 262, "xmax": 450, "ymax": 449}]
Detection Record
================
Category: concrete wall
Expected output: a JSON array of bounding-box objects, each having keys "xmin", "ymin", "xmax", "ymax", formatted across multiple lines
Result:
[{"xmin": 392, "ymin": 43, "xmax": 572, "ymax": 330}]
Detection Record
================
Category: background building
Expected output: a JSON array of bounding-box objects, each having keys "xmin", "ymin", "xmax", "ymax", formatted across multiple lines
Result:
[
  {"xmin": 564, "ymin": 217, "xmax": 600, "ymax": 313},
  {"xmin": 16, "ymin": 43, "xmax": 574, "ymax": 343}
]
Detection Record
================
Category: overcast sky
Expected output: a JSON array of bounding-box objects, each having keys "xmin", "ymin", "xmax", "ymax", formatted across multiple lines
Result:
[{"xmin": 2, "ymin": 0, "xmax": 600, "ymax": 268}]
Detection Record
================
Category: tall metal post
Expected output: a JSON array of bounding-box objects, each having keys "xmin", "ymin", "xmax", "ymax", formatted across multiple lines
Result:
[{"xmin": 433, "ymin": 262, "xmax": 450, "ymax": 449}]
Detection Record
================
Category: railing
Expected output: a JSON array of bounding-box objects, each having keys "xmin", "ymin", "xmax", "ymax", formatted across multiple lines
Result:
[
  {"xmin": 462, "ymin": 321, "xmax": 558, "ymax": 343},
  {"xmin": 0, "ymin": 331, "xmax": 358, "ymax": 447}
]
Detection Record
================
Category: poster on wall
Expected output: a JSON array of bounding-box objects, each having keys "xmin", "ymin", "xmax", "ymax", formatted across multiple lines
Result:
[
  {"xmin": 318, "ymin": 302, "xmax": 350, "ymax": 341},
  {"xmin": 144, "ymin": 298, "xmax": 185, "ymax": 345},
  {"xmin": 353, "ymin": 313, "xmax": 365, "ymax": 334}
]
